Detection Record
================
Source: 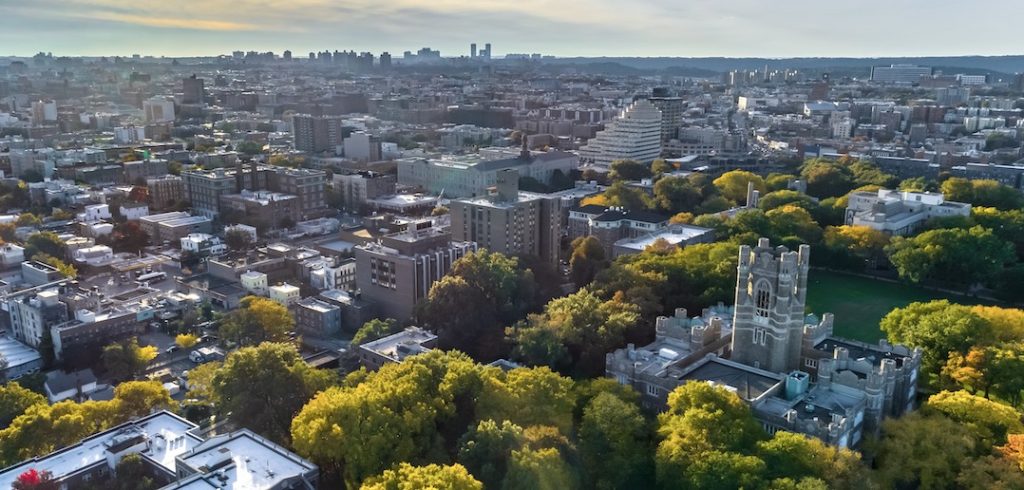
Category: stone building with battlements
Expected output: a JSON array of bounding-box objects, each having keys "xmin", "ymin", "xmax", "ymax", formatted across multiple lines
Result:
[{"xmin": 606, "ymin": 238, "xmax": 921, "ymax": 448}]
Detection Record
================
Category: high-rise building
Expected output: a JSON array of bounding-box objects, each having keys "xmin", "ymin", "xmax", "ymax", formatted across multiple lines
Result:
[
  {"xmin": 30, "ymin": 99, "xmax": 57, "ymax": 125},
  {"xmin": 450, "ymin": 168, "xmax": 563, "ymax": 267},
  {"xmin": 471, "ymin": 43, "xmax": 477, "ymax": 58},
  {"xmin": 648, "ymin": 91, "xmax": 685, "ymax": 142},
  {"xmin": 379, "ymin": 51, "xmax": 392, "ymax": 69},
  {"xmin": 143, "ymin": 97, "xmax": 175, "ymax": 123},
  {"xmin": 283, "ymin": 49, "xmax": 292, "ymax": 61},
  {"xmin": 291, "ymin": 114, "xmax": 344, "ymax": 153},
  {"xmin": 580, "ymin": 100, "xmax": 662, "ymax": 169},
  {"xmin": 182, "ymin": 75, "xmax": 205, "ymax": 104},
  {"xmin": 355, "ymin": 221, "xmax": 477, "ymax": 321},
  {"xmin": 483, "ymin": 43, "xmax": 492, "ymax": 61}
]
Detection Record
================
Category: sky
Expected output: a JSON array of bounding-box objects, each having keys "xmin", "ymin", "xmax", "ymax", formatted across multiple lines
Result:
[{"xmin": 3, "ymin": 0, "xmax": 1023, "ymax": 58}]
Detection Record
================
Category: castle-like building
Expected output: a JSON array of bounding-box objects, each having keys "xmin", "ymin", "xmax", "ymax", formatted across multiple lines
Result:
[{"xmin": 607, "ymin": 238, "xmax": 921, "ymax": 448}]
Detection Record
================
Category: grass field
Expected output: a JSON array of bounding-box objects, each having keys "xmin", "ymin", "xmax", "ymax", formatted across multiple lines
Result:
[{"xmin": 804, "ymin": 269, "xmax": 984, "ymax": 343}]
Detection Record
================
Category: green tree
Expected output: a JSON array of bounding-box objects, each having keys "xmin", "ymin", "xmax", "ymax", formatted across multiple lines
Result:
[
  {"xmin": 765, "ymin": 173, "xmax": 798, "ymax": 192},
  {"xmin": 925, "ymin": 390, "xmax": 1024, "ymax": 446},
  {"xmin": 651, "ymin": 159, "xmax": 673, "ymax": 175},
  {"xmin": 713, "ymin": 170, "xmax": 766, "ymax": 203},
  {"xmin": 417, "ymin": 250, "xmax": 538, "ymax": 360},
  {"xmin": 108, "ymin": 221, "xmax": 150, "ymax": 253},
  {"xmin": 0, "ymin": 382, "xmax": 46, "ymax": 427},
  {"xmin": 351, "ymin": 318, "xmax": 401, "ymax": 346},
  {"xmin": 578, "ymin": 392, "xmax": 653, "ymax": 489},
  {"xmin": 608, "ymin": 159, "xmax": 652, "ymax": 181},
  {"xmin": 457, "ymin": 419, "xmax": 524, "ymax": 488},
  {"xmin": 870, "ymin": 412, "xmax": 979, "ymax": 489},
  {"xmin": 109, "ymin": 453, "xmax": 156, "ymax": 490},
  {"xmin": 881, "ymin": 300, "xmax": 994, "ymax": 379},
  {"xmin": 360, "ymin": 463, "xmax": 482, "ymax": 490},
  {"xmin": 292, "ymin": 351, "xmax": 490, "ymax": 487},
  {"xmin": 219, "ymin": 296, "xmax": 293, "ymax": 346},
  {"xmin": 508, "ymin": 289, "xmax": 639, "ymax": 377},
  {"xmin": 756, "ymin": 431, "xmax": 862, "ymax": 488},
  {"xmin": 224, "ymin": 228, "xmax": 253, "ymax": 251},
  {"xmin": 886, "ymin": 226, "xmax": 1015, "ymax": 287},
  {"xmin": 478, "ymin": 367, "xmax": 575, "ymax": 435},
  {"xmin": 35, "ymin": 254, "xmax": 76, "ymax": 279},
  {"xmin": 102, "ymin": 338, "xmax": 158, "ymax": 381},
  {"xmin": 213, "ymin": 342, "xmax": 336, "ymax": 443},
  {"xmin": 800, "ymin": 160, "xmax": 854, "ymax": 198},
  {"xmin": 568, "ymin": 236, "xmax": 606, "ymax": 288},
  {"xmin": 758, "ymin": 190, "xmax": 818, "ymax": 212},
  {"xmin": 602, "ymin": 181, "xmax": 656, "ymax": 211},
  {"xmin": 15, "ymin": 213, "xmax": 41, "ymax": 228},
  {"xmin": 654, "ymin": 176, "xmax": 703, "ymax": 214},
  {"xmin": 23, "ymin": 232, "xmax": 64, "ymax": 261},
  {"xmin": 502, "ymin": 447, "xmax": 576, "ymax": 490}
]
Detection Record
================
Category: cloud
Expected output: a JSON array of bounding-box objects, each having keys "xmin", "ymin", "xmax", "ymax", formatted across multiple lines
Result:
[{"xmin": 83, "ymin": 12, "xmax": 259, "ymax": 31}]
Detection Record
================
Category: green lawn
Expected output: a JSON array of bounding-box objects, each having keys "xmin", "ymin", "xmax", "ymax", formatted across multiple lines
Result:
[{"xmin": 804, "ymin": 269, "xmax": 983, "ymax": 343}]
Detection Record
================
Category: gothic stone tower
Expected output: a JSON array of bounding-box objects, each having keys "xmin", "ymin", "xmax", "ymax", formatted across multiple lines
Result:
[{"xmin": 730, "ymin": 238, "xmax": 811, "ymax": 373}]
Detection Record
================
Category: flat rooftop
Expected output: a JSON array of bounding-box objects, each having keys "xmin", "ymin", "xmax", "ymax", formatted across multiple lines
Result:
[
  {"xmin": 0, "ymin": 412, "xmax": 202, "ymax": 488},
  {"xmin": 681, "ymin": 357, "xmax": 784, "ymax": 402},
  {"xmin": 175, "ymin": 430, "xmax": 316, "ymax": 489},
  {"xmin": 360, "ymin": 327, "xmax": 436, "ymax": 362}
]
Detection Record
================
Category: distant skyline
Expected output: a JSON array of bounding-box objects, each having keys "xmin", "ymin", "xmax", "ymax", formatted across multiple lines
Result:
[{"xmin": 4, "ymin": 0, "xmax": 1024, "ymax": 58}]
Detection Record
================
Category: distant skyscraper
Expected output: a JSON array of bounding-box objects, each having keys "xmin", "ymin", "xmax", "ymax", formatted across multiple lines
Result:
[
  {"xmin": 283, "ymin": 50, "xmax": 292, "ymax": 61},
  {"xmin": 471, "ymin": 43, "xmax": 477, "ymax": 58},
  {"xmin": 484, "ymin": 43, "xmax": 492, "ymax": 61},
  {"xmin": 182, "ymin": 75, "xmax": 204, "ymax": 104},
  {"xmin": 580, "ymin": 100, "xmax": 663, "ymax": 169},
  {"xmin": 379, "ymin": 52, "xmax": 392, "ymax": 69}
]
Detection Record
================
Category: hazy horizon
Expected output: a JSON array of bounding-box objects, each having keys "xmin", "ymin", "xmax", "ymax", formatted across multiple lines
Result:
[{"xmin": 4, "ymin": 0, "xmax": 1024, "ymax": 59}]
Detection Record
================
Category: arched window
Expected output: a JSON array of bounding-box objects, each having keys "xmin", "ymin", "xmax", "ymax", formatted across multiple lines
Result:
[{"xmin": 755, "ymin": 282, "xmax": 771, "ymax": 318}]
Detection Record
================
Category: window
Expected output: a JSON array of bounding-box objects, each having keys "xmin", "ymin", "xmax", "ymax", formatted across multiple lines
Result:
[
  {"xmin": 754, "ymin": 328, "xmax": 767, "ymax": 345},
  {"xmin": 646, "ymin": 383, "xmax": 660, "ymax": 396},
  {"xmin": 804, "ymin": 358, "xmax": 818, "ymax": 369},
  {"xmin": 755, "ymin": 282, "xmax": 771, "ymax": 318}
]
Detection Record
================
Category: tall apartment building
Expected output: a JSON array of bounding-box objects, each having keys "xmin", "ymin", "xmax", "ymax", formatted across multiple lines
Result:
[
  {"xmin": 292, "ymin": 114, "xmax": 345, "ymax": 153},
  {"xmin": 355, "ymin": 221, "xmax": 477, "ymax": 321},
  {"xmin": 143, "ymin": 97, "xmax": 175, "ymax": 123},
  {"xmin": 182, "ymin": 75, "xmax": 205, "ymax": 104},
  {"xmin": 182, "ymin": 168, "xmax": 240, "ymax": 218},
  {"xmin": 649, "ymin": 92, "xmax": 685, "ymax": 142},
  {"xmin": 269, "ymin": 166, "xmax": 328, "ymax": 218},
  {"xmin": 580, "ymin": 100, "xmax": 663, "ymax": 169},
  {"xmin": 147, "ymin": 175, "xmax": 184, "ymax": 211},
  {"xmin": 450, "ymin": 169, "xmax": 563, "ymax": 267}
]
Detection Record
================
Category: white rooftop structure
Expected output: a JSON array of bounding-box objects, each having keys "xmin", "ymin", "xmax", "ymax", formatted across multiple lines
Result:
[
  {"xmin": 845, "ymin": 188, "xmax": 971, "ymax": 236},
  {"xmin": 0, "ymin": 411, "xmax": 202, "ymax": 488}
]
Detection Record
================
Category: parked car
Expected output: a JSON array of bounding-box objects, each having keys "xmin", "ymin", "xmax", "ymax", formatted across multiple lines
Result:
[{"xmin": 165, "ymin": 345, "xmax": 180, "ymax": 354}]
